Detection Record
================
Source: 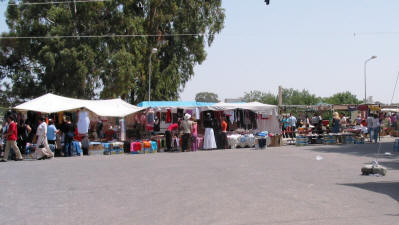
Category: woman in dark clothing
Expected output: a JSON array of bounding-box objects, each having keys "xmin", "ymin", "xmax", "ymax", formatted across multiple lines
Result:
[
  {"xmin": 63, "ymin": 117, "xmax": 75, "ymax": 157},
  {"xmin": 203, "ymin": 113, "xmax": 217, "ymax": 150},
  {"xmin": 331, "ymin": 112, "xmax": 340, "ymax": 133},
  {"xmin": 17, "ymin": 119, "xmax": 31, "ymax": 155}
]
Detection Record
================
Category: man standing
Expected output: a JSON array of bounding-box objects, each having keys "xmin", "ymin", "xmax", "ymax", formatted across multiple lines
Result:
[
  {"xmin": 180, "ymin": 113, "xmax": 194, "ymax": 152},
  {"xmin": 1, "ymin": 115, "xmax": 23, "ymax": 162},
  {"xmin": 288, "ymin": 113, "xmax": 297, "ymax": 138},
  {"xmin": 366, "ymin": 115, "xmax": 374, "ymax": 143},
  {"xmin": 77, "ymin": 108, "xmax": 90, "ymax": 155}
]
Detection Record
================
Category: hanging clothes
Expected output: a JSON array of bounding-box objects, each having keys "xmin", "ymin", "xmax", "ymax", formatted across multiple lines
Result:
[
  {"xmin": 177, "ymin": 108, "xmax": 184, "ymax": 119},
  {"xmin": 166, "ymin": 109, "xmax": 172, "ymax": 123}
]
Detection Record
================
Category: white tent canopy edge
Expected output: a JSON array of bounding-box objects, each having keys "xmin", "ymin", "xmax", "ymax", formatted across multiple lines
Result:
[{"xmin": 14, "ymin": 93, "xmax": 144, "ymax": 117}]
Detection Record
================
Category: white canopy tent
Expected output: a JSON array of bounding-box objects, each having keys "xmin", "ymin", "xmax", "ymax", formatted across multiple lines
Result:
[
  {"xmin": 200, "ymin": 101, "xmax": 281, "ymax": 134},
  {"xmin": 200, "ymin": 101, "xmax": 278, "ymax": 114},
  {"xmin": 14, "ymin": 93, "xmax": 144, "ymax": 117},
  {"xmin": 381, "ymin": 108, "xmax": 399, "ymax": 113}
]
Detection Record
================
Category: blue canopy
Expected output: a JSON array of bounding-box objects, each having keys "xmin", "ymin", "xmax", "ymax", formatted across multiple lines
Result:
[{"xmin": 138, "ymin": 101, "xmax": 216, "ymax": 108}]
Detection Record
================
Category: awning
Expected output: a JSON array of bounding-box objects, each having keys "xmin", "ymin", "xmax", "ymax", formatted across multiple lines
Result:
[
  {"xmin": 201, "ymin": 101, "xmax": 278, "ymax": 114},
  {"xmin": 14, "ymin": 93, "xmax": 144, "ymax": 117}
]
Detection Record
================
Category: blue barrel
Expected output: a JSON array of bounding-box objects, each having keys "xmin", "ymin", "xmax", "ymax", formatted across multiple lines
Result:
[
  {"xmin": 296, "ymin": 136, "xmax": 308, "ymax": 146},
  {"xmin": 343, "ymin": 135, "xmax": 354, "ymax": 144},
  {"xmin": 323, "ymin": 135, "xmax": 337, "ymax": 145},
  {"xmin": 102, "ymin": 143, "xmax": 112, "ymax": 155}
]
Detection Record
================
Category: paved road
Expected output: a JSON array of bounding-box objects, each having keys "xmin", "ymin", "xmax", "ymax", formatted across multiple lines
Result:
[{"xmin": 1, "ymin": 138, "xmax": 399, "ymax": 225}]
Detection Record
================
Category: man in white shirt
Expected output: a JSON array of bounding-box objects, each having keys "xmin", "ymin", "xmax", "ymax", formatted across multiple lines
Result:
[{"xmin": 288, "ymin": 114, "xmax": 297, "ymax": 138}]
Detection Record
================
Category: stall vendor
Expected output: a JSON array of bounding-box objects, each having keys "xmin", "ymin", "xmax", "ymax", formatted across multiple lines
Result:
[
  {"xmin": 180, "ymin": 114, "xmax": 194, "ymax": 152},
  {"xmin": 165, "ymin": 123, "xmax": 179, "ymax": 152},
  {"xmin": 331, "ymin": 112, "xmax": 340, "ymax": 133}
]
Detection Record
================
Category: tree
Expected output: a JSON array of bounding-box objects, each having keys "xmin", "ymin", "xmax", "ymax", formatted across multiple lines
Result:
[
  {"xmin": 281, "ymin": 88, "xmax": 321, "ymax": 105},
  {"xmin": 195, "ymin": 92, "xmax": 219, "ymax": 102},
  {"xmin": 242, "ymin": 90, "xmax": 277, "ymax": 105},
  {"xmin": 323, "ymin": 91, "xmax": 361, "ymax": 105},
  {"xmin": 0, "ymin": 0, "xmax": 225, "ymax": 104}
]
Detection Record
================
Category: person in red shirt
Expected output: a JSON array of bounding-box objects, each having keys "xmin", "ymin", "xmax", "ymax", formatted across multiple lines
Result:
[
  {"xmin": 165, "ymin": 123, "xmax": 179, "ymax": 152},
  {"xmin": 1, "ymin": 115, "xmax": 23, "ymax": 162},
  {"xmin": 220, "ymin": 116, "xmax": 228, "ymax": 149}
]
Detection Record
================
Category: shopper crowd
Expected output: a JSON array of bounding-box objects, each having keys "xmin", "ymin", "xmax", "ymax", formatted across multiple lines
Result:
[{"xmin": 280, "ymin": 111, "xmax": 398, "ymax": 144}]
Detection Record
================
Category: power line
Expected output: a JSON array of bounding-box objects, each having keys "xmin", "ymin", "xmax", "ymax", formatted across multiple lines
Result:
[
  {"xmin": 0, "ymin": 33, "xmax": 203, "ymax": 39},
  {"xmin": 8, "ymin": 0, "xmax": 112, "ymax": 6}
]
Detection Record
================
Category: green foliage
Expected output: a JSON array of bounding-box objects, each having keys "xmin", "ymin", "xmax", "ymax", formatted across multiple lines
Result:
[
  {"xmin": 323, "ymin": 91, "xmax": 361, "ymax": 105},
  {"xmin": 242, "ymin": 90, "xmax": 277, "ymax": 105},
  {"xmin": 281, "ymin": 88, "xmax": 322, "ymax": 105},
  {"xmin": 195, "ymin": 92, "xmax": 219, "ymax": 102},
  {"xmin": 0, "ymin": 0, "xmax": 225, "ymax": 104},
  {"xmin": 242, "ymin": 89, "xmax": 361, "ymax": 106}
]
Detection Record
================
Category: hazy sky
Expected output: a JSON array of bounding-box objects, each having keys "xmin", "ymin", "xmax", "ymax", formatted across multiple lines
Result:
[{"xmin": 1, "ymin": 1, "xmax": 399, "ymax": 103}]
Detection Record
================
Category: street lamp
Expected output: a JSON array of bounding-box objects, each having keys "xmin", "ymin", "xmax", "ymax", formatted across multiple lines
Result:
[
  {"xmin": 364, "ymin": 55, "xmax": 377, "ymax": 104},
  {"xmin": 148, "ymin": 48, "xmax": 158, "ymax": 102}
]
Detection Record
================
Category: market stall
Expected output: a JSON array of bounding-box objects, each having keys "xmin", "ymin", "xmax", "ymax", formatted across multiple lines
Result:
[
  {"xmin": 200, "ymin": 101, "xmax": 281, "ymax": 149},
  {"xmin": 127, "ymin": 101, "xmax": 281, "ymax": 151},
  {"xmin": 14, "ymin": 93, "xmax": 145, "ymax": 157}
]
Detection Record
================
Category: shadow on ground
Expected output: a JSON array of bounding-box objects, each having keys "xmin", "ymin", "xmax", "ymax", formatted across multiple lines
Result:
[
  {"xmin": 306, "ymin": 142, "xmax": 398, "ymax": 158},
  {"xmin": 339, "ymin": 182, "xmax": 399, "ymax": 202}
]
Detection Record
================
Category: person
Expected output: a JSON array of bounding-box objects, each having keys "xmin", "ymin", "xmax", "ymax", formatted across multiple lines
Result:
[
  {"xmin": 96, "ymin": 119, "xmax": 104, "ymax": 139},
  {"xmin": 17, "ymin": 118, "xmax": 31, "ymax": 155},
  {"xmin": 1, "ymin": 115, "xmax": 24, "ymax": 162},
  {"xmin": 220, "ymin": 116, "xmax": 228, "ymax": 149},
  {"xmin": 191, "ymin": 118, "xmax": 199, "ymax": 151},
  {"xmin": 77, "ymin": 109, "xmax": 90, "ymax": 155},
  {"xmin": 63, "ymin": 116, "xmax": 75, "ymax": 157},
  {"xmin": 47, "ymin": 119, "xmax": 58, "ymax": 145},
  {"xmin": 203, "ymin": 113, "xmax": 217, "ymax": 150},
  {"xmin": 288, "ymin": 113, "xmax": 297, "ymax": 138},
  {"xmin": 356, "ymin": 114, "xmax": 362, "ymax": 125},
  {"xmin": 281, "ymin": 115, "xmax": 289, "ymax": 138},
  {"xmin": 311, "ymin": 113, "xmax": 323, "ymax": 134},
  {"xmin": 372, "ymin": 114, "xmax": 380, "ymax": 143},
  {"xmin": 1, "ymin": 120, "xmax": 8, "ymax": 158},
  {"xmin": 331, "ymin": 112, "xmax": 340, "ymax": 133},
  {"xmin": 366, "ymin": 115, "xmax": 374, "ymax": 143},
  {"xmin": 34, "ymin": 116, "xmax": 54, "ymax": 160},
  {"xmin": 340, "ymin": 113, "xmax": 348, "ymax": 131},
  {"xmin": 165, "ymin": 122, "xmax": 179, "ymax": 152},
  {"xmin": 180, "ymin": 113, "xmax": 194, "ymax": 152}
]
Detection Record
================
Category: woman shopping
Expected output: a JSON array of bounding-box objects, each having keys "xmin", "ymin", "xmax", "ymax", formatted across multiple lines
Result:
[
  {"xmin": 203, "ymin": 113, "xmax": 217, "ymax": 150},
  {"xmin": 34, "ymin": 116, "xmax": 54, "ymax": 160}
]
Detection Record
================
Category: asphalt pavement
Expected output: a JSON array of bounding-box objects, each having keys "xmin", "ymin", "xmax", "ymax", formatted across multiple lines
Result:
[{"xmin": 1, "ymin": 137, "xmax": 399, "ymax": 225}]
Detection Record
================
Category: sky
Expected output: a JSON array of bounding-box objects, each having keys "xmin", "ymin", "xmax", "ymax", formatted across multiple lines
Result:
[{"xmin": 1, "ymin": 0, "xmax": 399, "ymax": 103}]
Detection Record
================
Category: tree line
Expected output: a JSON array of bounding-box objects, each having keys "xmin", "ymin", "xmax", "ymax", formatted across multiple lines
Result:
[{"xmin": 195, "ymin": 89, "xmax": 362, "ymax": 105}]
